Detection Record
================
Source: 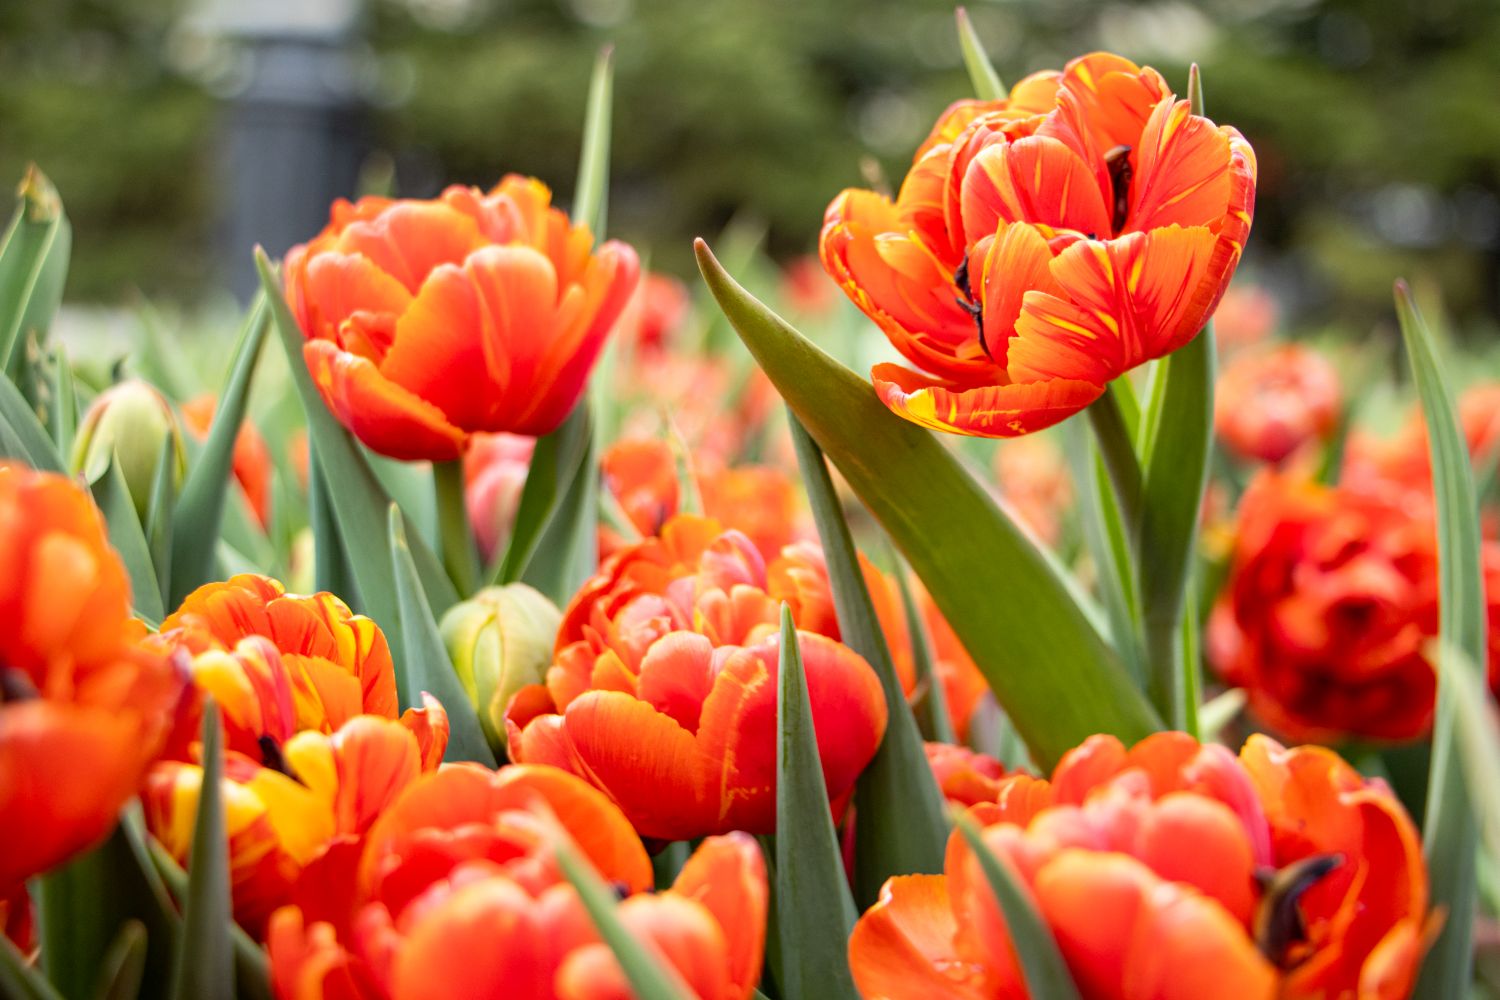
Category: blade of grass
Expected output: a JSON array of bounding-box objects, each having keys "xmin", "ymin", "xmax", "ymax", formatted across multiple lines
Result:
[
  {"xmin": 571, "ymin": 46, "xmax": 615, "ymax": 237},
  {"xmin": 169, "ymin": 700, "xmax": 234, "ymax": 1000},
  {"xmin": 0, "ymin": 935, "xmax": 63, "ymax": 1000},
  {"xmin": 92, "ymin": 457, "xmax": 166, "ymax": 623}
]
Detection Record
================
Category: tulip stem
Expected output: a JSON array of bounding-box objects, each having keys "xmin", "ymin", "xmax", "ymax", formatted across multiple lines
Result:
[
  {"xmin": 1086, "ymin": 390, "xmax": 1144, "ymax": 540},
  {"xmin": 434, "ymin": 459, "xmax": 480, "ymax": 598}
]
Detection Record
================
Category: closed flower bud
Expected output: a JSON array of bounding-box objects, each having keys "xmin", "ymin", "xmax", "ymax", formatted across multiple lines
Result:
[
  {"xmin": 439, "ymin": 583, "xmax": 561, "ymax": 752},
  {"xmin": 71, "ymin": 379, "xmax": 185, "ymax": 518}
]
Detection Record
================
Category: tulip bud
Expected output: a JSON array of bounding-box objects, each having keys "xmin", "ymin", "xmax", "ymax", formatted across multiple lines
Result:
[
  {"xmin": 71, "ymin": 379, "xmax": 185, "ymax": 518},
  {"xmin": 438, "ymin": 583, "xmax": 561, "ymax": 752}
]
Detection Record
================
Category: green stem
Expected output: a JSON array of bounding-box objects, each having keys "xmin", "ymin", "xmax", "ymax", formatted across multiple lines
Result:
[
  {"xmin": 1086, "ymin": 389, "xmax": 1144, "ymax": 542},
  {"xmin": 434, "ymin": 458, "xmax": 479, "ymax": 598}
]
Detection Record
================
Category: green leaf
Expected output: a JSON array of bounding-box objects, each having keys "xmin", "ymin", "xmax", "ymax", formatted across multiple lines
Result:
[
  {"xmin": 0, "ymin": 934, "xmax": 63, "ymax": 1000},
  {"xmin": 892, "ymin": 554, "xmax": 956, "ymax": 745},
  {"xmin": 0, "ymin": 166, "xmax": 71, "ymax": 378},
  {"xmin": 146, "ymin": 434, "xmax": 178, "ymax": 604},
  {"xmin": 388, "ymin": 505, "xmax": 497, "ymax": 765},
  {"xmin": 520, "ymin": 430, "xmax": 600, "ymax": 605},
  {"xmin": 773, "ymin": 607, "xmax": 859, "ymax": 1000},
  {"xmin": 1084, "ymin": 389, "xmax": 1143, "ymax": 538},
  {"xmin": 0, "ymin": 368, "xmax": 65, "ymax": 472},
  {"xmin": 572, "ymin": 45, "xmax": 615, "ymax": 237},
  {"xmin": 1431, "ymin": 642, "xmax": 1500, "ymax": 867},
  {"xmin": 1197, "ymin": 688, "xmax": 1246, "ymax": 742},
  {"xmin": 91, "ymin": 458, "xmax": 166, "ymax": 624},
  {"xmin": 256, "ymin": 247, "xmax": 458, "ymax": 654},
  {"xmin": 433, "ymin": 458, "xmax": 480, "ymax": 597},
  {"xmin": 169, "ymin": 699, "xmax": 234, "ymax": 1000},
  {"xmin": 168, "ymin": 295, "xmax": 269, "ymax": 606},
  {"xmin": 954, "ymin": 7, "xmax": 1005, "ymax": 102},
  {"xmin": 787, "ymin": 413, "xmax": 947, "ymax": 904},
  {"xmin": 953, "ymin": 812, "xmax": 1083, "ymax": 1000},
  {"xmin": 695, "ymin": 240, "xmax": 1160, "ymax": 768},
  {"xmin": 555, "ymin": 844, "xmax": 693, "ymax": 1000},
  {"xmin": 1397, "ymin": 280, "xmax": 1484, "ymax": 1000},
  {"xmin": 93, "ymin": 920, "xmax": 147, "ymax": 1000},
  {"xmin": 48, "ymin": 345, "xmax": 76, "ymax": 455},
  {"xmin": 309, "ymin": 457, "xmax": 358, "ymax": 602},
  {"xmin": 1137, "ymin": 329, "xmax": 1215, "ymax": 728},
  {"xmin": 145, "ymin": 841, "xmax": 271, "ymax": 1000}
]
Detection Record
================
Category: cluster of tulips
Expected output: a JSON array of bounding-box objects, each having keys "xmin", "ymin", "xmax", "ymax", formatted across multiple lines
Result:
[{"xmin": 3, "ymin": 16, "xmax": 1497, "ymax": 1000}]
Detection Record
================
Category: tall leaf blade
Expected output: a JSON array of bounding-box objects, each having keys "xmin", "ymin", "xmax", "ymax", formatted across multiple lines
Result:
[
  {"xmin": 0, "ymin": 166, "xmax": 71, "ymax": 377},
  {"xmin": 1397, "ymin": 281, "xmax": 1484, "ymax": 1000},
  {"xmin": 388, "ymin": 505, "xmax": 496, "ymax": 764},
  {"xmin": 169, "ymin": 700, "xmax": 234, "ymax": 1000},
  {"xmin": 0, "ymin": 935, "xmax": 63, "ymax": 1000},
  {"xmin": 494, "ymin": 402, "xmax": 593, "ymax": 592},
  {"xmin": 94, "ymin": 920, "xmax": 148, "ymax": 1000},
  {"xmin": 787, "ymin": 413, "xmax": 947, "ymax": 904},
  {"xmin": 953, "ymin": 813, "xmax": 1084, "ymax": 1000},
  {"xmin": 695, "ymin": 240, "xmax": 1160, "ymax": 767},
  {"xmin": 0, "ymin": 370, "xmax": 65, "ymax": 472},
  {"xmin": 773, "ymin": 607, "xmax": 859, "ymax": 1000},
  {"xmin": 168, "ymin": 296, "xmax": 269, "ymax": 605},
  {"xmin": 954, "ymin": 7, "xmax": 1005, "ymax": 101},
  {"xmin": 572, "ymin": 46, "xmax": 615, "ymax": 237},
  {"xmin": 92, "ymin": 458, "xmax": 166, "ymax": 624}
]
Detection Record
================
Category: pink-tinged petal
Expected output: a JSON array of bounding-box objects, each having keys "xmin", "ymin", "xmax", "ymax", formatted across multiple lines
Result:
[
  {"xmin": 302, "ymin": 340, "xmax": 466, "ymax": 462},
  {"xmin": 872, "ymin": 363, "xmax": 1103, "ymax": 438}
]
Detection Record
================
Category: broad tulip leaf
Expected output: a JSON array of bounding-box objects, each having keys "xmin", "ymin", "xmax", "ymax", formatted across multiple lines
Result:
[
  {"xmin": 1398, "ymin": 282, "xmax": 1484, "ymax": 1000},
  {"xmin": 773, "ymin": 607, "xmax": 859, "ymax": 1000},
  {"xmin": 146, "ymin": 838, "xmax": 271, "ymax": 1000},
  {"xmin": 309, "ymin": 458, "xmax": 358, "ymax": 603},
  {"xmin": 388, "ymin": 505, "xmax": 497, "ymax": 765},
  {"xmin": 94, "ymin": 920, "xmax": 148, "ymax": 1000},
  {"xmin": 954, "ymin": 813, "xmax": 1084, "ymax": 1000},
  {"xmin": 0, "ymin": 166, "xmax": 71, "ymax": 379},
  {"xmin": 92, "ymin": 457, "xmax": 166, "ymax": 624},
  {"xmin": 496, "ymin": 402, "xmax": 596, "ymax": 603},
  {"xmin": 256, "ymin": 248, "xmax": 458, "ymax": 655},
  {"xmin": 556, "ymin": 843, "xmax": 693, "ymax": 1000},
  {"xmin": 146, "ymin": 434, "xmax": 178, "ymax": 602},
  {"xmin": 572, "ymin": 45, "xmax": 614, "ymax": 237},
  {"xmin": 954, "ymin": 7, "xmax": 1005, "ymax": 101},
  {"xmin": 0, "ymin": 935, "xmax": 62, "ymax": 1000},
  {"xmin": 788, "ymin": 413, "xmax": 947, "ymax": 904},
  {"xmin": 0, "ymin": 368, "xmax": 65, "ymax": 472},
  {"xmin": 169, "ymin": 700, "xmax": 234, "ymax": 1000},
  {"xmin": 168, "ymin": 295, "xmax": 269, "ymax": 605},
  {"xmin": 695, "ymin": 240, "xmax": 1160, "ymax": 767},
  {"xmin": 1432, "ymin": 642, "xmax": 1500, "ymax": 867}
]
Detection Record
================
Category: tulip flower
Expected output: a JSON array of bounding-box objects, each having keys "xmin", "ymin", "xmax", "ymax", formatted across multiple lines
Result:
[
  {"xmin": 438, "ymin": 583, "xmax": 562, "ymax": 751},
  {"xmin": 1344, "ymin": 382, "xmax": 1500, "ymax": 508},
  {"xmin": 1215, "ymin": 344, "xmax": 1342, "ymax": 465},
  {"xmin": 617, "ymin": 270, "xmax": 692, "ymax": 354},
  {"xmin": 463, "ymin": 431, "xmax": 535, "ymax": 560},
  {"xmin": 71, "ymin": 379, "xmax": 186, "ymax": 517},
  {"xmin": 821, "ymin": 52, "xmax": 1256, "ymax": 436},
  {"xmin": 284, "ymin": 176, "xmax": 640, "ymax": 461},
  {"xmin": 850, "ymin": 731, "xmax": 1429, "ymax": 1000},
  {"xmin": 925, "ymin": 742, "xmax": 1008, "ymax": 808},
  {"xmin": 1207, "ymin": 472, "xmax": 1466, "ymax": 742},
  {"xmin": 181, "ymin": 393, "xmax": 274, "ymax": 527},
  {"xmin": 0, "ymin": 464, "xmax": 183, "ymax": 892},
  {"xmin": 505, "ymin": 514, "xmax": 888, "ymax": 841}
]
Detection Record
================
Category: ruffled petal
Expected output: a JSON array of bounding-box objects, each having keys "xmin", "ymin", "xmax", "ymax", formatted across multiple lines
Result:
[
  {"xmin": 872, "ymin": 363, "xmax": 1103, "ymax": 438},
  {"xmin": 303, "ymin": 340, "xmax": 466, "ymax": 462}
]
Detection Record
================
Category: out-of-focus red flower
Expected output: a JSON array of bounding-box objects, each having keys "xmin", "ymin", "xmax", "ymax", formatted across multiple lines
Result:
[
  {"xmin": 284, "ymin": 176, "xmax": 640, "ymax": 461},
  {"xmin": 601, "ymin": 437, "xmax": 681, "ymax": 539},
  {"xmin": 851, "ymin": 731, "xmax": 1429, "ymax": 1000},
  {"xmin": 181, "ymin": 393, "xmax": 275, "ymax": 527},
  {"xmin": 1215, "ymin": 344, "xmax": 1341, "ymax": 465},
  {"xmin": 1345, "ymin": 383, "xmax": 1500, "ymax": 507},
  {"xmin": 618, "ymin": 271, "xmax": 692, "ymax": 354},
  {"xmin": 822, "ymin": 53, "xmax": 1255, "ymax": 437},
  {"xmin": 505, "ymin": 515, "xmax": 888, "ymax": 841},
  {"xmin": 1214, "ymin": 283, "xmax": 1280, "ymax": 357},
  {"xmin": 0, "ymin": 464, "xmax": 184, "ymax": 894},
  {"xmin": 780, "ymin": 254, "xmax": 838, "ymax": 317},
  {"xmin": 992, "ymin": 434, "xmax": 1073, "ymax": 546},
  {"xmin": 1208, "ymin": 473, "xmax": 1446, "ymax": 743},
  {"xmin": 1, "ymin": 881, "xmax": 33, "ymax": 954},
  {"xmin": 267, "ymin": 764, "xmax": 768, "ymax": 1000},
  {"xmin": 463, "ymin": 431, "xmax": 535, "ymax": 561},
  {"xmin": 925, "ymin": 742, "xmax": 1008, "ymax": 808}
]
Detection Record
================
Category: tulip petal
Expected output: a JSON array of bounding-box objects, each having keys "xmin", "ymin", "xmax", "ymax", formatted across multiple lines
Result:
[
  {"xmin": 671, "ymin": 833, "xmax": 768, "ymax": 998},
  {"xmin": 848, "ymin": 874, "xmax": 988, "ymax": 1000},
  {"xmin": 962, "ymin": 135, "xmax": 1112, "ymax": 247},
  {"xmin": 331, "ymin": 201, "xmax": 485, "ymax": 295},
  {"xmin": 872, "ymin": 362, "xmax": 1103, "ymax": 438},
  {"xmin": 1126, "ymin": 99, "xmax": 1235, "ymax": 234},
  {"xmin": 303, "ymin": 340, "xmax": 466, "ymax": 462}
]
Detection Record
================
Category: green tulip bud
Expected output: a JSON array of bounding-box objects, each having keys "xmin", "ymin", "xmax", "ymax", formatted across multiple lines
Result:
[
  {"xmin": 71, "ymin": 379, "xmax": 185, "ymax": 519},
  {"xmin": 439, "ymin": 583, "xmax": 562, "ymax": 754}
]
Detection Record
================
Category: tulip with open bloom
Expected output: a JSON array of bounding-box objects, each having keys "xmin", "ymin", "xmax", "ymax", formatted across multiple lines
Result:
[
  {"xmin": 267, "ymin": 763, "xmax": 768, "ymax": 999},
  {"xmin": 850, "ymin": 731, "xmax": 1429, "ymax": 1000},
  {"xmin": 1215, "ymin": 344, "xmax": 1342, "ymax": 465},
  {"xmin": 821, "ymin": 53, "xmax": 1255, "ymax": 436},
  {"xmin": 284, "ymin": 176, "xmax": 639, "ymax": 461},
  {"xmin": 0, "ymin": 464, "xmax": 183, "ymax": 893},
  {"xmin": 505, "ymin": 514, "xmax": 888, "ymax": 841}
]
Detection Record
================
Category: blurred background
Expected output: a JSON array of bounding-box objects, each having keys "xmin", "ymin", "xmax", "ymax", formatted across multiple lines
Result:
[{"xmin": 3, "ymin": 0, "xmax": 1499, "ymax": 337}]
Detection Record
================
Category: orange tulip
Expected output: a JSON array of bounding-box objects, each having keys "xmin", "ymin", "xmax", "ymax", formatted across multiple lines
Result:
[
  {"xmin": 0, "ymin": 464, "xmax": 184, "ymax": 893},
  {"xmin": 850, "ymin": 731, "xmax": 1428, "ymax": 1000},
  {"xmin": 181, "ymin": 393, "xmax": 275, "ymax": 526},
  {"xmin": 506, "ymin": 514, "xmax": 888, "ymax": 840},
  {"xmin": 821, "ymin": 52, "xmax": 1255, "ymax": 437},
  {"xmin": 267, "ymin": 765, "xmax": 767, "ymax": 1000},
  {"xmin": 1345, "ymin": 382, "xmax": 1500, "ymax": 507},
  {"xmin": 1215, "ymin": 344, "xmax": 1342, "ymax": 465},
  {"xmin": 284, "ymin": 176, "xmax": 640, "ymax": 461},
  {"xmin": 1208, "ymin": 473, "xmax": 1445, "ymax": 742},
  {"xmin": 925, "ymin": 742, "xmax": 1008, "ymax": 808}
]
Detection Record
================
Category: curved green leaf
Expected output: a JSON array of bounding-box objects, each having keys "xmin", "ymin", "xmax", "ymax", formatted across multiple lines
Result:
[
  {"xmin": 0, "ymin": 369, "xmax": 64, "ymax": 472},
  {"xmin": 892, "ymin": 555, "xmax": 956, "ymax": 745},
  {"xmin": 954, "ymin": 812, "xmax": 1083, "ymax": 1000},
  {"xmin": 773, "ymin": 606, "xmax": 859, "ymax": 1000},
  {"xmin": 788, "ymin": 413, "xmax": 947, "ymax": 905},
  {"xmin": 0, "ymin": 935, "xmax": 62, "ymax": 1000},
  {"xmin": 695, "ymin": 240, "xmax": 1159, "ymax": 767},
  {"xmin": 495, "ymin": 403, "xmax": 591, "ymax": 585},
  {"xmin": 94, "ymin": 920, "xmax": 147, "ymax": 1000},
  {"xmin": 389, "ymin": 505, "xmax": 497, "ymax": 765},
  {"xmin": 168, "ymin": 296, "xmax": 268, "ymax": 605},
  {"xmin": 91, "ymin": 457, "xmax": 165, "ymax": 624},
  {"xmin": 954, "ymin": 7, "xmax": 1005, "ymax": 102},
  {"xmin": 572, "ymin": 46, "xmax": 615, "ymax": 237},
  {"xmin": 0, "ymin": 166, "xmax": 71, "ymax": 378},
  {"xmin": 1398, "ymin": 281, "xmax": 1484, "ymax": 1000},
  {"xmin": 169, "ymin": 699, "xmax": 233, "ymax": 1000}
]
